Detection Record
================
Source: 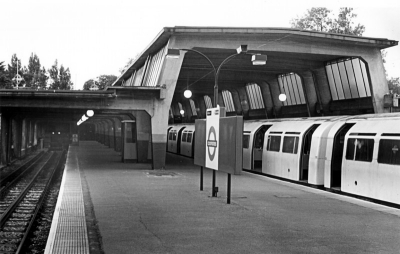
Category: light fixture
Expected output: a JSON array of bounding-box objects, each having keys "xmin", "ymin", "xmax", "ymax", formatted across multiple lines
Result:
[
  {"xmin": 166, "ymin": 48, "xmax": 180, "ymax": 59},
  {"xmin": 86, "ymin": 110, "xmax": 94, "ymax": 117},
  {"xmin": 77, "ymin": 109, "xmax": 95, "ymax": 126},
  {"xmin": 251, "ymin": 54, "xmax": 267, "ymax": 65},
  {"xmin": 279, "ymin": 94, "xmax": 287, "ymax": 102},
  {"xmin": 180, "ymin": 109, "xmax": 185, "ymax": 115},
  {"xmin": 236, "ymin": 45, "xmax": 248, "ymax": 54},
  {"xmin": 184, "ymin": 89, "xmax": 192, "ymax": 98}
]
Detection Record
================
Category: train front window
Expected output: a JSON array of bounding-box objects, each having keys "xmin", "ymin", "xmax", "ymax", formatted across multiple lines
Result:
[
  {"xmin": 378, "ymin": 139, "xmax": 400, "ymax": 165},
  {"xmin": 267, "ymin": 136, "xmax": 281, "ymax": 152},
  {"xmin": 187, "ymin": 132, "xmax": 192, "ymax": 143},
  {"xmin": 345, "ymin": 138, "xmax": 374, "ymax": 162},
  {"xmin": 282, "ymin": 136, "xmax": 299, "ymax": 154},
  {"xmin": 182, "ymin": 132, "xmax": 187, "ymax": 143}
]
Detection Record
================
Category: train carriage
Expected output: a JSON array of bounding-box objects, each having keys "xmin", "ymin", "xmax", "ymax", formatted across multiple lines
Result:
[
  {"xmin": 167, "ymin": 125, "xmax": 186, "ymax": 154},
  {"xmin": 180, "ymin": 125, "xmax": 195, "ymax": 157},
  {"xmin": 341, "ymin": 118, "xmax": 400, "ymax": 204}
]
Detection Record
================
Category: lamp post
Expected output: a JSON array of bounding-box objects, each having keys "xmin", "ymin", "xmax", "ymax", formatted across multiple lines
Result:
[{"xmin": 167, "ymin": 46, "xmax": 267, "ymax": 197}]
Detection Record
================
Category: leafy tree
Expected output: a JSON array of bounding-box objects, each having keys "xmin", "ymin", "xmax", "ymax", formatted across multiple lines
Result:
[
  {"xmin": 48, "ymin": 60, "xmax": 73, "ymax": 90},
  {"xmin": 388, "ymin": 77, "xmax": 400, "ymax": 94},
  {"xmin": 330, "ymin": 8, "xmax": 365, "ymax": 36},
  {"xmin": 291, "ymin": 7, "xmax": 364, "ymax": 36},
  {"xmin": 98, "ymin": 75, "xmax": 117, "ymax": 89},
  {"xmin": 83, "ymin": 79, "xmax": 97, "ymax": 90},
  {"xmin": 0, "ymin": 61, "xmax": 13, "ymax": 89},
  {"xmin": 59, "ymin": 65, "xmax": 73, "ymax": 90},
  {"xmin": 24, "ymin": 53, "xmax": 42, "ymax": 88},
  {"xmin": 37, "ymin": 66, "xmax": 48, "ymax": 89},
  {"xmin": 48, "ymin": 60, "xmax": 60, "ymax": 89},
  {"xmin": 290, "ymin": 8, "xmax": 333, "ymax": 32},
  {"xmin": 83, "ymin": 75, "xmax": 117, "ymax": 90}
]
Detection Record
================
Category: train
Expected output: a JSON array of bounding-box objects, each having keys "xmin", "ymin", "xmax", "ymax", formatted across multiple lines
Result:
[{"xmin": 167, "ymin": 113, "xmax": 400, "ymax": 206}]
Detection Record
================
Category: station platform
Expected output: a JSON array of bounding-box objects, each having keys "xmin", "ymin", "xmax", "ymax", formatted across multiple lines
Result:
[{"xmin": 46, "ymin": 141, "xmax": 400, "ymax": 254}]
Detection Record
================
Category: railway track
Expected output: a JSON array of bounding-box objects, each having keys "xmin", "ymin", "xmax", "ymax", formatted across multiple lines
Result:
[{"xmin": 0, "ymin": 151, "xmax": 65, "ymax": 253}]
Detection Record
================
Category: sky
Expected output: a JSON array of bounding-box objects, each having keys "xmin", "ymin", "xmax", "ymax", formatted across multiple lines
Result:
[{"xmin": 1, "ymin": 0, "xmax": 399, "ymax": 90}]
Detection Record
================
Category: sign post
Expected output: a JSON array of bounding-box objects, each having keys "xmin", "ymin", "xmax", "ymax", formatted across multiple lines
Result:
[
  {"xmin": 194, "ymin": 110, "xmax": 242, "ymax": 204},
  {"xmin": 206, "ymin": 105, "xmax": 221, "ymax": 197}
]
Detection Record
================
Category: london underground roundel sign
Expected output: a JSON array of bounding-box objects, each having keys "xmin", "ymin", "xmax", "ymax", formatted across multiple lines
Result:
[{"xmin": 205, "ymin": 106, "xmax": 220, "ymax": 170}]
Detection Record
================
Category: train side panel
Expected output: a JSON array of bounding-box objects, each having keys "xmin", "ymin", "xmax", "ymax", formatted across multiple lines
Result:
[
  {"xmin": 341, "ymin": 120, "xmax": 400, "ymax": 204},
  {"xmin": 308, "ymin": 121, "xmax": 340, "ymax": 185}
]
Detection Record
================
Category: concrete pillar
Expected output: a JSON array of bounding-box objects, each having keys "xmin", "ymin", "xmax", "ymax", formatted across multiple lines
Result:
[
  {"xmin": 150, "ymin": 43, "xmax": 185, "ymax": 169},
  {"xmin": 362, "ymin": 50, "xmax": 389, "ymax": 113},
  {"xmin": 298, "ymin": 70, "xmax": 318, "ymax": 116},
  {"xmin": 258, "ymin": 81, "xmax": 275, "ymax": 118},
  {"xmin": 268, "ymin": 79, "xmax": 283, "ymax": 117},
  {"xmin": 312, "ymin": 66, "xmax": 332, "ymax": 113}
]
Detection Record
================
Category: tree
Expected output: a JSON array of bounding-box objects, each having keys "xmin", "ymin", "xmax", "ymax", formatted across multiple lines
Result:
[
  {"xmin": 291, "ymin": 7, "xmax": 365, "ymax": 36},
  {"xmin": 388, "ymin": 77, "xmax": 400, "ymax": 94},
  {"xmin": 59, "ymin": 65, "xmax": 73, "ymax": 90},
  {"xmin": 48, "ymin": 60, "xmax": 60, "ymax": 89},
  {"xmin": 0, "ymin": 61, "xmax": 13, "ymax": 89},
  {"xmin": 330, "ymin": 8, "xmax": 365, "ymax": 36},
  {"xmin": 290, "ymin": 8, "xmax": 333, "ymax": 33},
  {"xmin": 48, "ymin": 60, "xmax": 73, "ymax": 90},
  {"xmin": 83, "ymin": 79, "xmax": 97, "ymax": 90},
  {"xmin": 24, "ymin": 53, "xmax": 42, "ymax": 88},
  {"xmin": 37, "ymin": 66, "xmax": 48, "ymax": 89},
  {"xmin": 83, "ymin": 75, "xmax": 117, "ymax": 90}
]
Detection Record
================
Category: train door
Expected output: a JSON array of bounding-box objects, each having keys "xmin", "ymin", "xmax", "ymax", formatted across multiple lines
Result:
[
  {"xmin": 331, "ymin": 123, "xmax": 355, "ymax": 188},
  {"xmin": 300, "ymin": 124, "xmax": 320, "ymax": 181},
  {"xmin": 253, "ymin": 125, "xmax": 272, "ymax": 170},
  {"xmin": 176, "ymin": 127, "xmax": 185, "ymax": 154}
]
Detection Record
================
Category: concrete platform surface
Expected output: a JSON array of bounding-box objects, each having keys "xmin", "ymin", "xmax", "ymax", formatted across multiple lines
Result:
[{"xmin": 76, "ymin": 141, "xmax": 400, "ymax": 254}]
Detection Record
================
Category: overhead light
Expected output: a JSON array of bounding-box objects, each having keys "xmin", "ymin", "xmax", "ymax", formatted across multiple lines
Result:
[
  {"xmin": 236, "ymin": 45, "xmax": 248, "ymax": 54},
  {"xmin": 86, "ymin": 110, "xmax": 94, "ymax": 117},
  {"xmin": 251, "ymin": 54, "xmax": 267, "ymax": 65},
  {"xmin": 184, "ymin": 89, "xmax": 192, "ymax": 98},
  {"xmin": 166, "ymin": 48, "xmax": 180, "ymax": 59},
  {"xmin": 279, "ymin": 94, "xmax": 287, "ymax": 102}
]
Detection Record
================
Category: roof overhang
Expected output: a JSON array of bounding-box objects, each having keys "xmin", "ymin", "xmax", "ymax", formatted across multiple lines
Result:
[{"xmin": 112, "ymin": 26, "xmax": 398, "ymax": 87}]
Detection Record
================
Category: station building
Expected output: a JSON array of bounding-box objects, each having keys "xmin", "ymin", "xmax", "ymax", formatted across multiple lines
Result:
[{"xmin": 0, "ymin": 26, "xmax": 398, "ymax": 169}]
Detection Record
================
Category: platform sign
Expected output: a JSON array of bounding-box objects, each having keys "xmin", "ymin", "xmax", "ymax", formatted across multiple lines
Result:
[{"xmin": 205, "ymin": 106, "xmax": 220, "ymax": 170}]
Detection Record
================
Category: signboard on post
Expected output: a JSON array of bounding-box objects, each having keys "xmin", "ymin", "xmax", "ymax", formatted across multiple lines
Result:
[
  {"xmin": 194, "ymin": 111, "xmax": 243, "ymax": 175},
  {"xmin": 205, "ymin": 105, "xmax": 221, "ymax": 170}
]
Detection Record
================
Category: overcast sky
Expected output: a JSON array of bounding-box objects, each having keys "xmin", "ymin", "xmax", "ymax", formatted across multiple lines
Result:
[{"xmin": 1, "ymin": 0, "xmax": 399, "ymax": 90}]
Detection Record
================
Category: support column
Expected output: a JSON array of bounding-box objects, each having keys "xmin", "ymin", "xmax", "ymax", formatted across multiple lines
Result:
[
  {"xmin": 362, "ymin": 50, "xmax": 389, "ymax": 113},
  {"xmin": 150, "ymin": 41, "xmax": 185, "ymax": 169}
]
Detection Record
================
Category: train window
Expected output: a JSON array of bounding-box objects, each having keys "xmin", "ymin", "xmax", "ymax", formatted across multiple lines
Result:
[
  {"xmin": 378, "ymin": 139, "xmax": 400, "ymax": 165},
  {"xmin": 345, "ymin": 138, "xmax": 374, "ymax": 162},
  {"xmin": 173, "ymin": 131, "xmax": 177, "ymax": 141},
  {"xmin": 187, "ymin": 132, "xmax": 193, "ymax": 143},
  {"xmin": 282, "ymin": 136, "xmax": 299, "ymax": 154},
  {"xmin": 267, "ymin": 136, "xmax": 281, "ymax": 152},
  {"xmin": 243, "ymin": 135, "xmax": 250, "ymax": 149},
  {"xmin": 182, "ymin": 132, "xmax": 187, "ymax": 143}
]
